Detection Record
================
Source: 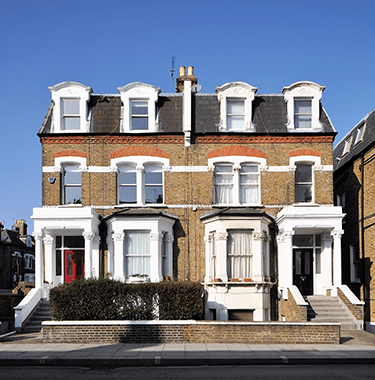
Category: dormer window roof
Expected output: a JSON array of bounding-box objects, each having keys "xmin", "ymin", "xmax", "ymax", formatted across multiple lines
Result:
[
  {"xmin": 48, "ymin": 81, "xmax": 92, "ymax": 133},
  {"xmin": 215, "ymin": 82, "xmax": 257, "ymax": 131},
  {"xmin": 118, "ymin": 82, "xmax": 160, "ymax": 132},
  {"xmin": 282, "ymin": 81, "xmax": 325, "ymax": 132}
]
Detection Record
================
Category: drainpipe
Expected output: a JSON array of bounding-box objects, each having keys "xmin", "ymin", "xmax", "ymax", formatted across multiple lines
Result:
[{"xmin": 360, "ymin": 152, "xmax": 367, "ymax": 329}]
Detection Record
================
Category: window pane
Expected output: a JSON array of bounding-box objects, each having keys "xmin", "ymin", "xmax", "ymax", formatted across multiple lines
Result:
[
  {"xmin": 119, "ymin": 186, "xmax": 137, "ymax": 203},
  {"xmin": 227, "ymin": 115, "xmax": 244, "ymax": 130},
  {"xmin": 316, "ymin": 248, "xmax": 321, "ymax": 274},
  {"xmin": 64, "ymin": 166, "xmax": 81, "ymax": 185},
  {"xmin": 295, "ymin": 165, "xmax": 312, "ymax": 182},
  {"xmin": 125, "ymin": 231, "xmax": 150, "ymax": 277},
  {"xmin": 145, "ymin": 166, "xmax": 163, "ymax": 184},
  {"xmin": 63, "ymin": 117, "xmax": 80, "ymax": 130},
  {"xmin": 65, "ymin": 186, "xmax": 81, "ymax": 204},
  {"xmin": 131, "ymin": 101, "xmax": 148, "ymax": 115},
  {"xmin": 118, "ymin": 166, "xmax": 136, "ymax": 185},
  {"xmin": 293, "ymin": 235, "xmax": 313, "ymax": 247},
  {"xmin": 67, "ymin": 252, "xmax": 73, "ymax": 276},
  {"xmin": 64, "ymin": 236, "xmax": 84, "ymax": 248},
  {"xmin": 214, "ymin": 164, "xmax": 233, "ymax": 203},
  {"xmin": 131, "ymin": 117, "xmax": 148, "ymax": 130},
  {"xmin": 145, "ymin": 185, "xmax": 163, "ymax": 203},
  {"xmin": 56, "ymin": 250, "xmax": 62, "ymax": 276},
  {"xmin": 295, "ymin": 115, "xmax": 311, "ymax": 129},
  {"xmin": 63, "ymin": 100, "xmax": 79, "ymax": 115},
  {"xmin": 294, "ymin": 99, "xmax": 311, "ymax": 114},
  {"xmin": 295, "ymin": 184, "xmax": 312, "ymax": 202},
  {"xmin": 227, "ymin": 100, "xmax": 244, "ymax": 114}
]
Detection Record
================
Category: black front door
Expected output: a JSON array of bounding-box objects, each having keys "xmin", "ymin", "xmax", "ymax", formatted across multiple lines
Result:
[{"xmin": 293, "ymin": 249, "xmax": 313, "ymax": 295}]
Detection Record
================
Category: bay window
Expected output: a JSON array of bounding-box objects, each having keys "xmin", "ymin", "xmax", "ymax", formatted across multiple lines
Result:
[
  {"xmin": 125, "ymin": 231, "xmax": 150, "ymax": 277},
  {"xmin": 227, "ymin": 229, "xmax": 252, "ymax": 279}
]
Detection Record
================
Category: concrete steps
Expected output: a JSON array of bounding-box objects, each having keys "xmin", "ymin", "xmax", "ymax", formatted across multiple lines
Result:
[
  {"xmin": 306, "ymin": 296, "xmax": 361, "ymax": 330},
  {"xmin": 22, "ymin": 299, "xmax": 51, "ymax": 333}
]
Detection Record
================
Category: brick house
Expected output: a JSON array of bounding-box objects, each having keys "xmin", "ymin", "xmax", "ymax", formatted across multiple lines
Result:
[
  {"xmin": 17, "ymin": 66, "xmax": 355, "ymax": 326},
  {"xmin": 333, "ymin": 106, "xmax": 375, "ymax": 332}
]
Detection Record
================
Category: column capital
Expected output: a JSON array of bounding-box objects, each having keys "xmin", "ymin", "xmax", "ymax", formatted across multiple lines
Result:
[
  {"xmin": 83, "ymin": 231, "xmax": 96, "ymax": 241},
  {"xmin": 113, "ymin": 232, "xmax": 125, "ymax": 242},
  {"xmin": 150, "ymin": 233, "xmax": 163, "ymax": 241},
  {"xmin": 331, "ymin": 230, "xmax": 344, "ymax": 238},
  {"xmin": 32, "ymin": 232, "xmax": 43, "ymax": 240},
  {"xmin": 215, "ymin": 232, "xmax": 228, "ymax": 241},
  {"xmin": 43, "ymin": 235, "xmax": 54, "ymax": 245}
]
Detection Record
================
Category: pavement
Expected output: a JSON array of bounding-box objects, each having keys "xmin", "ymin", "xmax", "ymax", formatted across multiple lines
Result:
[{"xmin": 1, "ymin": 330, "xmax": 375, "ymax": 367}]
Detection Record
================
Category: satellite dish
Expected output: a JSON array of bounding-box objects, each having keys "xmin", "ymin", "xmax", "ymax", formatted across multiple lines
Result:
[{"xmin": 191, "ymin": 84, "xmax": 202, "ymax": 93}]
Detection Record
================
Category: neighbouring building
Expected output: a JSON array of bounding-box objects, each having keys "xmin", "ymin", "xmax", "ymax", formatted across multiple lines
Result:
[
  {"xmin": 0, "ymin": 220, "xmax": 35, "ymax": 290},
  {"xmin": 17, "ymin": 66, "xmax": 359, "ymax": 327},
  {"xmin": 333, "ymin": 106, "xmax": 375, "ymax": 332}
]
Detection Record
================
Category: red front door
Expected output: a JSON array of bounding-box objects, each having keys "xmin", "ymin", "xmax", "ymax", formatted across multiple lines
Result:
[{"xmin": 64, "ymin": 250, "xmax": 84, "ymax": 283}]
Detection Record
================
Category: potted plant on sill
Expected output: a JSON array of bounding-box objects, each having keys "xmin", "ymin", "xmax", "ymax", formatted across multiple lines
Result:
[
  {"xmin": 243, "ymin": 278, "xmax": 252, "ymax": 282},
  {"xmin": 230, "ymin": 278, "xmax": 239, "ymax": 282},
  {"xmin": 129, "ymin": 274, "xmax": 150, "ymax": 283},
  {"xmin": 213, "ymin": 278, "xmax": 222, "ymax": 283}
]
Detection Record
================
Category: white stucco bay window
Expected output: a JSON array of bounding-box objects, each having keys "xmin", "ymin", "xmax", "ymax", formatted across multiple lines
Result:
[
  {"xmin": 49, "ymin": 81, "xmax": 92, "ymax": 133},
  {"xmin": 112, "ymin": 156, "xmax": 168, "ymax": 206},
  {"xmin": 118, "ymin": 82, "xmax": 160, "ymax": 132},
  {"xmin": 105, "ymin": 210, "xmax": 177, "ymax": 283},
  {"xmin": 210, "ymin": 156, "xmax": 264, "ymax": 206},
  {"xmin": 215, "ymin": 82, "xmax": 257, "ymax": 131},
  {"xmin": 282, "ymin": 81, "xmax": 325, "ymax": 132},
  {"xmin": 201, "ymin": 209, "xmax": 273, "ymax": 321}
]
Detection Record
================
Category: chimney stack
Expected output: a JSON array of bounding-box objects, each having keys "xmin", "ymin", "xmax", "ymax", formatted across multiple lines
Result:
[{"xmin": 176, "ymin": 66, "xmax": 197, "ymax": 93}]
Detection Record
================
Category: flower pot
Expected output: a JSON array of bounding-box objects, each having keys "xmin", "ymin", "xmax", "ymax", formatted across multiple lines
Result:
[
  {"xmin": 243, "ymin": 278, "xmax": 252, "ymax": 282},
  {"xmin": 213, "ymin": 278, "xmax": 221, "ymax": 283},
  {"xmin": 230, "ymin": 278, "xmax": 239, "ymax": 282}
]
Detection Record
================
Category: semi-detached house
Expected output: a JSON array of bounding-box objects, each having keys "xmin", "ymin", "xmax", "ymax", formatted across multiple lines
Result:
[{"xmin": 17, "ymin": 66, "xmax": 356, "ymax": 328}]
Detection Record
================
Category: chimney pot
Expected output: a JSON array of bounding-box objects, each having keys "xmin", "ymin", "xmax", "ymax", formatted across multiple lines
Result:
[
  {"xmin": 188, "ymin": 66, "xmax": 194, "ymax": 76},
  {"xmin": 179, "ymin": 66, "xmax": 186, "ymax": 76}
]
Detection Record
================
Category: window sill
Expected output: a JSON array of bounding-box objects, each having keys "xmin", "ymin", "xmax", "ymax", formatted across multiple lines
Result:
[
  {"xmin": 59, "ymin": 204, "xmax": 83, "ymax": 208},
  {"xmin": 115, "ymin": 203, "xmax": 166, "ymax": 208},
  {"xmin": 292, "ymin": 202, "xmax": 319, "ymax": 207},
  {"xmin": 212, "ymin": 203, "xmax": 263, "ymax": 208}
]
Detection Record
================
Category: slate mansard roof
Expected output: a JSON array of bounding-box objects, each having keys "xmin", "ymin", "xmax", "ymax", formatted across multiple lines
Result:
[
  {"xmin": 333, "ymin": 106, "xmax": 375, "ymax": 171},
  {"xmin": 39, "ymin": 88, "xmax": 336, "ymax": 136}
]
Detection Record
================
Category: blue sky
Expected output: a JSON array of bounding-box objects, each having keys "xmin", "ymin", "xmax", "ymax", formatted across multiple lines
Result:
[{"xmin": 1, "ymin": 0, "xmax": 374, "ymax": 231}]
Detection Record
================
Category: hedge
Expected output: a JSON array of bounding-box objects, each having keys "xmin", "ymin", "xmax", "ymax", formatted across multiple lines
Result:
[{"xmin": 49, "ymin": 278, "xmax": 204, "ymax": 321}]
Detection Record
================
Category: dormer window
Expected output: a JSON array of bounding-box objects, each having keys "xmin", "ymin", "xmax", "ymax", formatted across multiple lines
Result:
[
  {"xmin": 130, "ymin": 100, "xmax": 148, "ymax": 130},
  {"xmin": 354, "ymin": 123, "xmax": 365, "ymax": 145},
  {"xmin": 216, "ymin": 82, "xmax": 257, "ymax": 132},
  {"xmin": 61, "ymin": 99, "xmax": 80, "ymax": 130},
  {"xmin": 283, "ymin": 81, "xmax": 325, "ymax": 132},
  {"xmin": 294, "ymin": 99, "xmax": 312, "ymax": 129},
  {"xmin": 48, "ymin": 81, "xmax": 92, "ymax": 133},
  {"xmin": 118, "ymin": 82, "xmax": 160, "ymax": 133},
  {"xmin": 227, "ymin": 99, "xmax": 245, "ymax": 130},
  {"xmin": 342, "ymin": 137, "xmax": 352, "ymax": 156}
]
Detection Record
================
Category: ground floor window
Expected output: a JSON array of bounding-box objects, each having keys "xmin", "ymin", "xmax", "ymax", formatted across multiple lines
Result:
[
  {"xmin": 227, "ymin": 229, "xmax": 252, "ymax": 279},
  {"xmin": 124, "ymin": 231, "xmax": 150, "ymax": 277}
]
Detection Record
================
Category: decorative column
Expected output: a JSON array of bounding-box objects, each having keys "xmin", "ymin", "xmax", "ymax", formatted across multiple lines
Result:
[
  {"xmin": 136, "ymin": 165, "xmax": 144, "ymax": 205},
  {"xmin": 204, "ymin": 234, "xmax": 213, "ymax": 283},
  {"xmin": 91, "ymin": 234, "xmax": 100, "ymax": 278},
  {"xmin": 33, "ymin": 232, "xmax": 43, "ymax": 289},
  {"xmin": 215, "ymin": 232, "xmax": 228, "ymax": 282},
  {"xmin": 150, "ymin": 233, "xmax": 163, "ymax": 282},
  {"xmin": 83, "ymin": 232, "xmax": 95, "ymax": 279},
  {"xmin": 43, "ymin": 235, "xmax": 54, "ymax": 285},
  {"xmin": 106, "ymin": 235, "xmax": 114, "ymax": 277},
  {"xmin": 277, "ymin": 231, "xmax": 294, "ymax": 292},
  {"xmin": 113, "ymin": 233, "xmax": 125, "ymax": 281},
  {"xmin": 253, "ymin": 231, "xmax": 267, "ymax": 282},
  {"xmin": 332, "ymin": 230, "xmax": 344, "ymax": 287},
  {"xmin": 321, "ymin": 232, "xmax": 333, "ymax": 290}
]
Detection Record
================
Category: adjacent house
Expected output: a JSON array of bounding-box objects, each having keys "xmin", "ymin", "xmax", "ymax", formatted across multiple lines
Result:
[
  {"xmin": 0, "ymin": 220, "xmax": 35, "ymax": 290},
  {"xmin": 333, "ymin": 106, "xmax": 375, "ymax": 332},
  {"xmin": 17, "ymin": 66, "xmax": 357, "ymax": 327}
]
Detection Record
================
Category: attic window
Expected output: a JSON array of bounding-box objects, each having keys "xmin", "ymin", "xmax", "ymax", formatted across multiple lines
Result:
[
  {"xmin": 342, "ymin": 137, "xmax": 352, "ymax": 157},
  {"xmin": 62, "ymin": 99, "xmax": 80, "ymax": 130},
  {"xmin": 227, "ymin": 99, "xmax": 245, "ymax": 130},
  {"xmin": 354, "ymin": 123, "xmax": 365, "ymax": 145},
  {"xmin": 130, "ymin": 100, "xmax": 148, "ymax": 130},
  {"xmin": 294, "ymin": 99, "xmax": 312, "ymax": 129}
]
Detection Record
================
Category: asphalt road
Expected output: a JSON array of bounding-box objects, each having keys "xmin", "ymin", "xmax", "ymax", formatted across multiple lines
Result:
[{"xmin": 0, "ymin": 365, "xmax": 374, "ymax": 380}]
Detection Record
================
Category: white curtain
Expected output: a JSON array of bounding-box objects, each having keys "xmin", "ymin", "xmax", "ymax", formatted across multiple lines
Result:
[
  {"xmin": 240, "ymin": 164, "xmax": 259, "ymax": 204},
  {"xmin": 227, "ymin": 230, "xmax": 252, "ymax": 279},
  {"xmin": 125, "ymin": 231, "xmax": 150, "ymax": 277},
  {"xmin": 214, "ymin": 164, "xmax": 233, "ymax": 203}
]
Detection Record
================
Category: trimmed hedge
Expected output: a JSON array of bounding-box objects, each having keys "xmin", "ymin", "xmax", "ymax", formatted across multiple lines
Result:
[{"xmin": 49, "ymin": 278, "xmax": 204, "ymax": 321}]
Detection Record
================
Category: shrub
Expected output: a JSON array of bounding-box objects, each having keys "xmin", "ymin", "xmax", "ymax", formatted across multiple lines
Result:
[{"xmin": 49, "ymin": 278, "xmax": 204, "ymax": 321}]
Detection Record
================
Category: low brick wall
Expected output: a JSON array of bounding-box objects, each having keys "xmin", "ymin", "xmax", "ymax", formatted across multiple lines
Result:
[
  {"xmin": 279, "ymin": 289, "xmax": 308, "ymax": 321},
  {"xmin": 338, "ymin": 288, "xmax": 364, "ymax": 321},
  {"xmin": 42, "ymin": 321, "xmax": 340, "ymax": 344}
]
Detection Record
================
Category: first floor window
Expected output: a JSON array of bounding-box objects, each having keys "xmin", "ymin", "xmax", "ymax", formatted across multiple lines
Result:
[
  {"xmin": 227, "ymin": 99, "xmax": 245, "ymax": 130},
  {"xmin": 62, "ymin": 165, "xmax": 81, "ymax": 204},
  {"xmin": 118, "ymin": 164, "xmax": 137, "ymax": 203},
  {"xmin": 227, "ymin": 229, "xmax": 252, "ymax": 279},
  {"xmin": 295, "ymin": 164, "xmax": 312, "ymax": 203},
  {"xmin": 125, "ymin": 231, "xmax": 150, "ymax": 277},
  {"xmin": 214, "ymin": 164, "xmax": 233, "ymax": 203},
  {"xmin": 240, "ymin": 164, "xmax": 260, "ymax": 204},
  {"xmin": 294, "ymin": 99, "xmax": 312, "ymax": 129},
  {"xmin": 145, "ymin": 165, "xmax": 163, "ymax": 203}
]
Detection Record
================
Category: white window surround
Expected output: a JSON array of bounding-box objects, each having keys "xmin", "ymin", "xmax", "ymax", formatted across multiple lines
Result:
[
  {"xmin": 282, "ymin": 81, "xmax": 325, "ymax": 132},
  {"xmin": 49, "ymin": 81, "xmax": 92, "ymax": 133},
  {"xmin": 54, "ymin": 156, "xmax": 87, "ymax": 172},
  {"xmin": 209, "ymin": 156, "xmax": 266, "ymax": 206},
  {"xmin": 118, "ymin": 82, "xmax": 160, "ymax": 132},
  {"xmin": 111, "ymin": 156, "xmax": 169, "ymax": 206},
  {"xmin": 289, "ymin": 156, "xmax": 321, "ymax": 205},
  {"xmin": 106, "ymin": 215, "xmax": 175, "ymax": 283},
  {"xmin": 215, "ymin": 82, "xmax": 257, "ymax": 131}
]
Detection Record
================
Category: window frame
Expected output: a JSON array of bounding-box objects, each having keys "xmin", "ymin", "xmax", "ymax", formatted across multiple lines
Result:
[
  {"xmin": 130, "ymin": 99, "xmax": 149, "ymax": 131},
  {"xmin": 294, "ymin": 98, "xmax": 312, "ymax": 129},
  {"xmin": 62, "ymin": 164, "xmax": 82, "ymax": 205},
  {"xmin": 61, "ymin": 98, "xmax": 81, "ymax": 130},
  {"xmin": 124, "ymin": 230, "xmax": 151, "ymax": 278},
  {"xmin": 227, "ymin": 229, "xmax": 253, "ymax": 280},
  {"xmin": 354, "ymin": 123, "xmax": 366, "ymax": 145},
  {"xmin": 342, "ymin": 137, "xmax": 352, "ymax": 157},
  {"xmin": 294, "ymin": 163, "xmax": 313, "ymax": 204},
  {"xmin": 350, "ymin": 245, "xmax": 361, "ymax": 283},
  {"xmin": 226, "ymin": 98, "xmax": 245, "ymax": 131}
]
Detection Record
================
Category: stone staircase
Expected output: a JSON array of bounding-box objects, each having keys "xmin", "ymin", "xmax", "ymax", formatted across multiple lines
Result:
[
  {"xmin": 22, "ymin": 299, "xmax": 52, "ymax": 333},
  {"xmin": 306, "ymin": 295, "xmax": 361, "ymax": 330}
]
